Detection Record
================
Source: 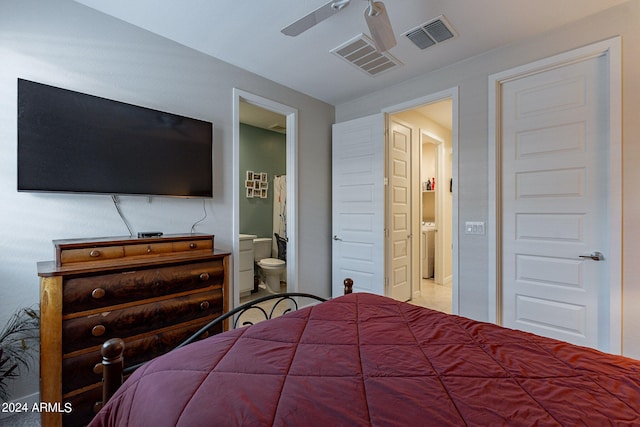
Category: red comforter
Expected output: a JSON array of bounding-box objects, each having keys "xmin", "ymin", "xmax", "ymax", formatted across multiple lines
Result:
[{"xmin": 90, "ymin": 293, "xmax": 640, "ymax": 426}]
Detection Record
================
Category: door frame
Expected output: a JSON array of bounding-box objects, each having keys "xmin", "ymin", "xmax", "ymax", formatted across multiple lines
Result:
[
  {"xmin": 383, "ymin": 86, "xmax": 460, "ymax": 313},
  {"xmin": 232, "ymin": 89, "xmax": 298, "ymax": 309},
  {"xmin": 487, "ymin": 37, "xmax": 622, "ymax": 352}
]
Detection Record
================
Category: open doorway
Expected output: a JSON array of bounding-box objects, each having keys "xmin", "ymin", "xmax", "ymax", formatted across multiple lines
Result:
[
  {"xmin": 387, "ymin": 96, "xmax": 455, "ymax": 313},
  {"xmin": 233, "ymin": 89, "xmax": 298, "ymax": 310}
]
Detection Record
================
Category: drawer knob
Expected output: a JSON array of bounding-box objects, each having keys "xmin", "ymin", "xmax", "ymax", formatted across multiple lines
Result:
[
  {"xmin": 93, "ymin": 363, "xmax": 104, "ymax": 375},
  {"xmin": 200, "ymin": 301, "xmax": 210, "ymax": 311},
  {"xmin": 147, "ymin": 246, "xmax": 152, "ymax": 254},
  {"xmin": 189, "ymin": 243, "xmax": 198, "ymax": 249},
  {"xmin": 91, "ymin": 288, "xmax": 106, "ymax": 299},
  {"xmin": 89, "ymin": 250, "xmax": 102, "ymax": 258},
  {"xmin": 199, "ymin": 272, "xmax": 210, "ymax": 281},
  {"xmin": 92, "ymin": 325, "xmax": 106, "ymax": 337}
]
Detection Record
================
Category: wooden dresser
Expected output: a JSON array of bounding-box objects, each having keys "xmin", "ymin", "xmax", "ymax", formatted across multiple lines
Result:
[{"xmin": 37, "ymin": 234, "xmax": 230, "ymax": 427}]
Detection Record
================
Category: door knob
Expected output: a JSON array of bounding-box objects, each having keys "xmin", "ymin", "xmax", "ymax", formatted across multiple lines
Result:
[
  {"xmin": 579, "ymin": 251, "xmax": 604, "ymax": 261},
  {"xmin": 333, "ymin": 235, "xmax": 342, "ymax": 241}
]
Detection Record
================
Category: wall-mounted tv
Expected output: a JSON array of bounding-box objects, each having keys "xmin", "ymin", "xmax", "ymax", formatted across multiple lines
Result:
[{"xmin": 17, "ymin": 79, "xmax": 213, "ymax": 198}]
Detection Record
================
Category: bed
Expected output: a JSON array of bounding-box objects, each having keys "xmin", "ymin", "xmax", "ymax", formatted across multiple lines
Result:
[{"xmin": 90, "ymin": 290, "xmax": 640, "ymax": 426}]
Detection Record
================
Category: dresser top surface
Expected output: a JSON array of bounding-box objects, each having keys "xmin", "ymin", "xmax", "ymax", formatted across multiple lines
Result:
[{"xmin": 52, "ymin": 233, "xmax": 213, "ymax": 249}]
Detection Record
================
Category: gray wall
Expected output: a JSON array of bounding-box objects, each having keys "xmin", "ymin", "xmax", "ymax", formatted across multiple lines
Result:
[
  {"xmin": 336, "ymin": 1, "xmax": 640, "ymax": 358},
  {"xmin": 0, "ymin": 0, "xmax": 334, "ymax": 402},
  {"xmin": 239, "ymin": 124, "xmax": 286, "ymax": 238}
]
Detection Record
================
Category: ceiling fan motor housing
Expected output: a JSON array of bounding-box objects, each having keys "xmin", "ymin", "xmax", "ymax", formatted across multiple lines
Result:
[
  {"xmin": 331, "ymin": 0, "xmax": 351, "ymax": 11},
  {"xmin": 365, "ymin": 1, "xmax": 397, "ymax": 51}
]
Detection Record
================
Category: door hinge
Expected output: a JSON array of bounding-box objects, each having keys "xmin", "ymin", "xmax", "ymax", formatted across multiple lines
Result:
[{"xmin": 383, "ymin": 177, "xmax": 388, "ymax": 185}]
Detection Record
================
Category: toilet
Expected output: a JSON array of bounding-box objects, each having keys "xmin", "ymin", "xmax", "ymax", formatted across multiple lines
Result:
[{"xmin": 253, "ymin": 237, "xmax": 286, "ymax": 293}]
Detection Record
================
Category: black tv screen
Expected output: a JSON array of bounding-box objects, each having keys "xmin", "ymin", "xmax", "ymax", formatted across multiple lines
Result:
[{"xmin": 17, "ymin": 79, "xmax": 213, "ymax": 197}]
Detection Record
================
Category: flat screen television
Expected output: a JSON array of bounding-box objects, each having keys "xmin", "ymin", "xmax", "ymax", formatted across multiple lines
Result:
[{"xmin": 17, "ymin": 79, "xmax": 213, "ymax": 198}]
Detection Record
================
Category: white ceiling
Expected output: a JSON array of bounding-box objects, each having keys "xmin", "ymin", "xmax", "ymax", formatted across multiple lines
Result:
[
  {"xmin": 73, "ymin": 0, "xmax": 627, "ymax": 106},
  {"xmin": 240, "ymin": 100, "xmax": 287, "ymax": 134}
]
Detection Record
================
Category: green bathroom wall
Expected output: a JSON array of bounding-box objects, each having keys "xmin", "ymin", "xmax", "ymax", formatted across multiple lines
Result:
[{"xmin": 239, "ymin": 123, "xmax": 286, "ymax": 239}]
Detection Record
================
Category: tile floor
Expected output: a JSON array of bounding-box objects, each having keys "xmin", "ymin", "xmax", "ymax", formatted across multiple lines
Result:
[
  {"xmin": 238, "ymin": 282, "xmax": 292, "ymax": 326},
  {"xmin": 410, "ymin": 278, "xmax": 453, "ymax": 313}
]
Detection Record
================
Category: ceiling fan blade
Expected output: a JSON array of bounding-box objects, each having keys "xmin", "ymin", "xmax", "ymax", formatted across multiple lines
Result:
[
  {"xmin": 365, "ymin": 1, "xmax": 396, "ymax": 52},
  {"xmin": 281, "ymin": 0, "xmax": 351, "ymax": 37}
]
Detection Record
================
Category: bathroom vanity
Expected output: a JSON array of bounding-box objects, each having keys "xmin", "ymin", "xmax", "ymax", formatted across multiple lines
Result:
[{"xmin": 239, "ymin": 234, "xmax": 257, "ymax": 296}]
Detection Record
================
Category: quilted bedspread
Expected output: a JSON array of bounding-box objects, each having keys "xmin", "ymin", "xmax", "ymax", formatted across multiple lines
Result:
[{"xmin": 90, "ymin": 293, "xmax": 640, "ymax": 426}]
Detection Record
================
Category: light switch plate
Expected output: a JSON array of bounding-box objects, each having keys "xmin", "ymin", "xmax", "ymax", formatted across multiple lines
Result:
[{"xmin": 465, "ymin": 221, "xmax": 485, "ymax": 235}]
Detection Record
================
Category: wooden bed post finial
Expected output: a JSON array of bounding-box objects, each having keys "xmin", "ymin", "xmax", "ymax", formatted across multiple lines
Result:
[
  {"xmin": 100, "ymin": 338, "xmax": 125, "ymax": 407},
  {"xmin": 344, "ymin": 278, "xmax": 353, "ymax": 295}
]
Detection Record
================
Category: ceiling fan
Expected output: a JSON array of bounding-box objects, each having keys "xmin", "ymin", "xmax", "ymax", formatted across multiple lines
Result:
[{"xmin": 281, "ymin": 0, "xmax": 397, "ymax": 52}]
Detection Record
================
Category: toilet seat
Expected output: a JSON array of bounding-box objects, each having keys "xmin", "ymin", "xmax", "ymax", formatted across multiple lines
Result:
[{"xmin": 258, "ymin": 258, "xmax": 285, "ymax": 268}]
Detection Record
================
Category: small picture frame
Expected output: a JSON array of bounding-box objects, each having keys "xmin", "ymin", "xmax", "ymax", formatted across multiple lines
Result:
[
  {"xmin": 260, "ymin": 172, "xmax": 268, "ymax": 182},
  {"xmin": 260, "ymin": 188, "xmax": 268, "ymax": 198},
  {"xmin": 246, "ymin": 171, "xmax": 255, "ymax": 181}
]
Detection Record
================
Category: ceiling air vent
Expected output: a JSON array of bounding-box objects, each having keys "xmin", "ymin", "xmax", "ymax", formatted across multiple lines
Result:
[
  {"xmin": 331, "ymin": 34, "xmax": 402, "ymax": 77},
  {"xmin": 405, "ymin": 15, "xmax": 456, "ymax": 50}
]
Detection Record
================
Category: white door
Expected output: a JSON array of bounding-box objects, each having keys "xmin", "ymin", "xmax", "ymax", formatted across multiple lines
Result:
[
  {"xmin": 500, "ymin": 53, "xmax": 610, "ymax": 349},
  {"xmin": 332, "ymin": 114, "xmax": 385, "ymax": 297},
  {"xmin": 388, "ymin": 119, "xmax": 412, "ymax": 301}
]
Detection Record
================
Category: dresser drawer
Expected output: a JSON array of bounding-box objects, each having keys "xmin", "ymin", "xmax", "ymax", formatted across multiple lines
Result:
[
  {"xmin": 123, "ymin": 242, "xmax": 174, "ymax": 257},
  {"xmin": 60, "ymin": 245, "xmax": 125, "ymax": 265},
  {"xmin": 173, "ymin": 238, "xmax": 213, "ymax": 252},
  {"xmin": 62, "ymin": 289, "xmax": 223, "ymax": 354},
  {"xmin": 62, "ymin": 318, "xmax": 222, "ymax": 394},
  {"xmin": 62, "ymin": 260, "xmax": 224, "ymax": 313}
]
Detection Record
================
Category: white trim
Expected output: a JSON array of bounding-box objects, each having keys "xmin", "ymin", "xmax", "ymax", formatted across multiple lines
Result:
[
  {"xmin": 383, "ymin": 87, "xmax": 460, "ymax": 314},
  {"xmin": 420, "ymin": 130, "xmax": 445, "ymax": 144},
  {"xmin": 232, "ymin": 89, "xmax": 298, "ymax": 310},
  {"xmin": 488, "ymin": 37, "xmax": 622, "ymax": 353}
]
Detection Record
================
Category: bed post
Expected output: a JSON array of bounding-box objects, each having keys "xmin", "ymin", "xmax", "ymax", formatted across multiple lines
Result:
[
  {"xmin": 100, "ymin": 338, "xmax": 125, "ymax": 407},
  {"xmin": 344, "ymin": 278, "xmax": 353, "ymax": 294}
]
